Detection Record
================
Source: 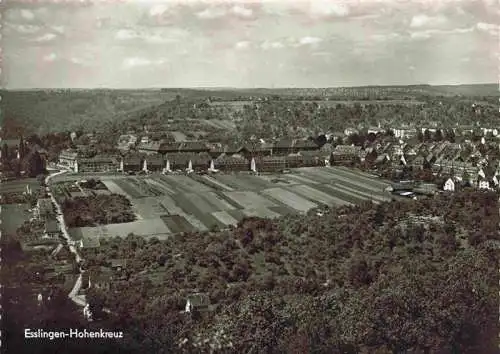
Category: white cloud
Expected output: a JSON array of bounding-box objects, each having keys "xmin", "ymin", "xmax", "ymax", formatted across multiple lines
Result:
[
  {"xmin": 261, "ymin": 40, "xmax": 285, "ymax": 50},
  {"xmin": 20, "ymin": 9, "xmax": 35, "ymax": 21},
  {"xmin": 35, "ymin": 33, "xmax": 57, "ymax": 42},
  {"xmin": 310, "ymin": 1, "xmax": 349, "ymax": 18},
  {"xmin": 370, "ymin": 33, "xmax": 401, "ymax": 42},
  {"xmin": 122, "ymin": 57, "xmax": 168, "ymax": 69},
  {"xmin": 115, "ymin": 28, "xmax": 188, "ymax": 44},
  {"xmin": 196, "ymin": 6, "xmax": 226, "ymax": 19},
  {"xmin": 43, "ymin": 53, "xmax": 57, "ymax": 62},
  {"xmin": 52, "ymin": 26, "xmax": 65, "ymax": 34},
  {"xmin": 476, "ymin": 22, "xmax": 499, "ymax": 36},
  {"xmin": 149, "ymin": 4, "xmax": 170, "ymax": 17},
  {"xmin": 298, "ymin": 36, "xmax": 323, "ymax": 45},
  {"xmin": 231, "ymin": 5, "xmax": 253, "ymax": 18},
  {"xmin": 410, "ymin": 27, "xmax": 474, "ymax": 40},
  {"xmin": 235, "ymin": 41, "xmax": 251, "ymax": 49},
  {"xmin": 7, "ymin": 23, "xmax": 41, "ymax": 34},
  {"xmin": 410, "ymin": 14, "xmax": 447, "ymax": 28}
]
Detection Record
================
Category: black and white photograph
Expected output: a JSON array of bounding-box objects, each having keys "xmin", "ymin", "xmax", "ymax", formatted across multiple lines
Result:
[{"xmin": 0, "ymin": 0, "xmax": 499, "ymax": 353}]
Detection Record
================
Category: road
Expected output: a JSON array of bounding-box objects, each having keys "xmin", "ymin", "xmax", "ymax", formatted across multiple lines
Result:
[{"xmin": 46, "ymin": 170, "xmax": 86, "ymax": 307}]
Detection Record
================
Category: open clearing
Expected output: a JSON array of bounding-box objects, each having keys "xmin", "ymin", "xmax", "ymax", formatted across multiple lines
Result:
[
  {"xmin": 0, "ymin": 203, "xmax": 31, "ymax": 235},
  {"xmin": 66, "ymin": 166, "xmax": 393, "ymax": 241}
]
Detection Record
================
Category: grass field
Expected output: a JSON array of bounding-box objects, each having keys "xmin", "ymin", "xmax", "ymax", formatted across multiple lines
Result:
[
  {"xmin": 68, "ymin": 166, "xmax": 393, "ymax": 242},
  {"xmin": 0, "ymin": 203, "xmax": 31, "ymax": 235}
]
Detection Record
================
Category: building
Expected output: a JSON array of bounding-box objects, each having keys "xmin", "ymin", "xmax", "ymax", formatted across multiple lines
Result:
[
  {"xmin": 143, "ymin": 154, "xmax": 164, "ymax": 172},
  {"xmin": 185, "ymin": 293, "xmax": 210, "ymax": 313},
  {"xmin": 137, "ymin": 141, "xmax": 162, "ymax": 155},
  {"xmin": 165, "ymin": 153, "xmax": 192, "ymax": 171},
  {"xmin": 177, "ymin": 141, "xmax": 210, "ymax": 154},
  {"xmin": 120, "ymin": 155, "xmax": 142, "ymax": 173},
  {"xmin": 89, "ymin": 272, "xmax": 111, "ymax": 291},
  {"xmin": 330, "ymin": 145, "xmax": 362, "ymax": 166},
  {"xmin": 253, "ymin": 156, "xmax": 287, "ymax": 172},
  {"xmin": 58, "ymin": 149, "xmax": 79, "ymax": 171},
  {"xmin": 76, "ymin": 156, "xmax": 120, "ymax": 173},
  {"xmin": 213, "ymin": 154, "xmax": 249, "ymax": 172},
  {"xmin": 272, "ymin": 139, "xmax": 319, "ymax": 155},
  {"xmin": 78, "ymin": 237, "xmax": 101, "ymax": 248},
  {"xmin": 443, "ymin": 178, "xmax": 455, "ymax": 191}
]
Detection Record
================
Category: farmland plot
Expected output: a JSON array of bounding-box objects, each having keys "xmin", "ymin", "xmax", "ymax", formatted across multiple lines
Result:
[
  {"xmin": 285, "ymin": 174, "xmax": 321, "ymax": 185},
  {"xmin": 326, "ymin": 166, "xmax": 390, "ymax": 190},
  {"xmin": 113, "ymin": 179, "xmax": 146, "ymax": 198},
  {"xmin": 286, "ymin": 184, "xmax": 353, "ymax": 207},
  {"xmin": 104, "ymin": 218, "xmax": 171, "ymax": 238},
  {"xmin": 101, "ymin": 180, "xmax": 130, "ymax": 197},
  {"xmin": 223, "ymin": 191, "xmax": 277, "ymax": 209},
  {"xmin": 204, "ymin": 192, "xmax": 236, "ymax": 211},
  {"xmin": 171, "ymin": 131, "xmax": 187, "ymax": 142},
  {"xmin": 212, "ymin": 211, "xmax": 239, "ymax": 226},
  {"xmin": 160, "ymin": 175, "xmax": 211, "ymax": 194},
  {"xmin": 131, "ymin": 197, "xmax": 169, "ymax": 219},
  {"xmin": 214, "ymin": 175, "xmax": 254, "ymax": 191},
  {"xmin": 160, "ymin": 215, "xmax": 195, "ymax": 234},
  {"xmin": 261, "ymin": 188, "xmax": 317, "ymax": 212},
  {"xmin": 173, "ymin": 193, "xmax": 224, "ymax": 229},
  {"xmin": 200, "ymin": 175, "xmax": 234, "ymax": 191},
  {"xmin": 185, "ymin": 193, "xmax": 217, "ymax": 214},
  {"xmin": 0, "ymin": 203, "xmax": 31, "ymax": 235},
  {"xmin": 158, "ymin": 195, "xmax": 208, "ymax": 232},
  {"xmin": 322, "ymin": 183, "xmax": 390, "ymax": 203},
  {"xmin": 148, "ymin": 176, "xmax": 177, "ymax": 194},
  {"xmin": 241, "ymin": 207, "xmax": 281, "ymax": 219},
  {"xmin": 236, "ymin": 174, "xmax": 277, "ymax": 190},
  {"xmin": 128, "ymin": 177, "xmax": 165, "ymax": 197},
  {"xmin": 311, "ymin": 183, "xmax": 368, "ymax": 205}
]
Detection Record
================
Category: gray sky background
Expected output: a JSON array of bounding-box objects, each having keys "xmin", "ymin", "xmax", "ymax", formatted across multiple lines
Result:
[{"xmin": 2, "ymin": 0, "xmax": 499, "ymax": 88}]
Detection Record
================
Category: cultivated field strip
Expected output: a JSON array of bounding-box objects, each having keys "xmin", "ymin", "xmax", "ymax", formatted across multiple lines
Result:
[
  {"xmin": 303, "ymin": 167, "xmax": 387, "ymax": 195},
  {"xmin": 173, "ymin": 192, "xmax": 225, "ymax": 229},
  {"xmin": 241, "ymin": 207, "xmax": 282, "ymax": 219},
  {"xmin": 212, "ymin": 211, "xmax": 240, "ymax": 226},
  {"xmin": 171, "ymin": 131, "xmax": 187, "ymax": 142},
  {"xmin": 288, "ymin": 184, "xmax": 354, "ymax": 207},
  {"xmin": 158, "ymin": 195, "xmax": 209, "ymax": 232},
  {"xmin": 323, "ymin": 183, "xmax": 390, "ymax": 203},
  {"xmin": 223, "ymin": 191, "xmax": 278, "ymax": 209},
  {"xmin": 186, "ymin": 193, "xmax": 218, "ymax": 214},
  {"xmin": 327, "ymin": 166, "xmax": 390, "ymax": 190},
  {"xmin": 204, "ymin": 192, "xmax": 236, "ymax": 211},
  {"xmin": 261, "ymin": 188, "xmax": 317, "ymax": 212},
  {"xmin": 200, "ymin": 175, "xmax": 235, "ymax": 191},
  {"xmin": 284, "ymin": 174, "xmax": 320, "ymax": 185},
  {"xmin": 149, "ymin": 176, "xmax": 177, "ymax": 194},
  {"xmin": 101, "ymin": 180, "xmax": 130, "ymax": 197},
  {"xmin": 237, "ymin": 175, "xmax": 276, "ymax": 190},
  {"xmin": 161, "ymin": 215, "xmax": 195, "ymax": 233},
  {"xmin": 131, "ymin": 197, "xmax": 169, "ymax": 219},
  {"xmin": 104, "ymin": 219, "xmax": 171, "ymax": 238},
  {"xmin": 113, "ymin": 178, "xmax": 146, "ymax": 198},
  {"xmin": 162, "ymin": 175, "xmax": 212, "ymax": 194},
  {"xmin": 311, "ymin": 183, "xmax": 368, "ymax": 205},
  {"xmin": 144, "ymin": 178, "xmax": 176, "ymax": 195},
  {"xmin": 215, "ymin": 175, "xmax": 258, "ymax": 191}
]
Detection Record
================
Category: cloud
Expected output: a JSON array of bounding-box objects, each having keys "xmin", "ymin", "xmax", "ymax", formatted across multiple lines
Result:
[
  {"xmin": 231, "ymin": 5, "xmax": 253, "ymax": 18},
  {"xmin": 410, "ymin": 14, "xmax": 447, "ymax": 28},
  {"xmin": 310, "ymin": 1, "xmax": 349, "ymax": 18},
  {"xmin": 43, "ymin": 53, "xmax": 57, "ymax": 62},
  {"xmin": 410, "ymin": 26, "xmax": 474, "ymax": 40},
  {"xmin": 20, "ymin": 9, "xmax": 35, "ymax": 21},
  {"xmin": 35, "ymin": 33, "xmax": 58, "ymax": 42},
  {"xmin": 115, "ymin": 28, "xmax": 188, "ymax": 44},
  {"xmin": 370, "ymin": 33, "xmax": 402, "ymax": 42},
  {"xmin": 298, "ymin": 36, "xmax": 323, "ymax": 45},
  {"xmin": 149, "ymin": 4, "xmax": 171, "ymax": 17},
  {"xmin": 235, "ymin": 41, "xmax": 251, "ymax": 49},
  {"xmin": 122, "ymin": 57, "xmax": 168, "ymax": 69},
  {"xmin": 6, "ymin": 23, "xmax": 41, "ymax": 34},
  {"xmin": 52, "ymin": 26, "xmax": 65, "ymax": 34},
  {"xmin": 196, "ymin": 6, "xmax": 227, "ymax": 20},
  {"xmin": 476, "ymin": 22, "xmax": 499, "ymax": 36},
  {"xmin": 261, "ymin": 40, "xmax": 285, "ymax": 50}
]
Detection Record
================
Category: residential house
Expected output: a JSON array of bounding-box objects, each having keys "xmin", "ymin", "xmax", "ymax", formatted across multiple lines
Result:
[
  {"xmin": 78, "ymin": 237, "xmax": 101, "ymax": 249},
  {"xmin": 137, "ymin": 141, "xmax": 163, "ymax": 155},
  {"xmin": 58, "ymin": 149, "xmax": 79, "ymax": 171},
  {"xmin": 143, "ymin": 154, "xmax": 164, "ymax": 172},
  {"xmin": 165, "ymin": 153, "xmax": 192, "ymax": 171},
  {"xmin": 110, "ymin": 259, "xmax": 127, "ymax": 272},
  {"xmin": 185, "ymin": 293, "xmax": 211, "ymax": 313},
  {"xmin": 177, "ymin": 141, "xmax": 210, "ymax": 154},
  {"xmin": 285, "ymin": 154, "xmax": 302, "ymax": 168},
  {"xmin": 89, "ymin": 272, "xmax": 111, "ymax": 291},
  {"xmin": 120, "ymin": 155, "xmax": 142, "ymax": 173},
  {"xmin": 190, "ymin": 153, "xmax": 212, "ymax": 172},
  {"xmin": 253, "ymin": 156, "xmax": 287, "ymax": 172},
  {"xmin": 443, "ymin": 178, "xmax": 455, "ymax": 192},
  {"xmin": 76, "ymin": 156, "xmax": 120, "ymax": 173},
  {"xmin": 208, "ymin": 143, "xmax": 243, "ymax": 159},
  {"xmin": 213, "ymin": 154, "xmax": 249, "ymax": 172},
  {"xmin": 330, "ymin": 145, "xmax": 362, "ymax": 166},
  {"xmin": 272, "ymin": 138, "xmax": 318, "ymax": 155},
  {"xmin": 240, "ymin": 141, "xmax": 273, "ymax": 159},
  {"xmin": 297, "ymin": 150, "xmax": 325, "ymax": 167}
]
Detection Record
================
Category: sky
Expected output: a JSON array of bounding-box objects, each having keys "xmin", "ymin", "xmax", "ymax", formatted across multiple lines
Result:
[{"xmin": 2, "ymin": 0, "xmax": 499, "ymax": 88}]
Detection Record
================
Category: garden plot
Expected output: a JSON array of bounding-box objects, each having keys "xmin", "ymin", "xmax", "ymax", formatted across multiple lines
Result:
[
  {"xmin": 311, "ymin": 184, "xmax": 368, "ymax": 205},
  {"xmin": 101, "ymin": 180, "xmax": 130, "ymax": 197},
  {"xmin": 159, "ymin": 195, "xmax": 208, "ymax": 232},
  {"xmin": 129, "ymin": 177, "xmax": 165, "ymax": 197},
  {"xmin": 286, "ymin": 184, "xmax": 353, "ymax": 207},
  {"xmin": 75, "ymin": 218, "xmax": 172, "ymax": 239},
  {"xmin": 113, "ymin": 179, "xmax": 146, "ymax": 198},
  {"xmin": 171, "ymin": 131, "xmax": 187, "ymax": 142},
  {"xmin": 241, "ymin": 207, "xmax": 281, "ymax": 219},
  {"xmin": 285, "ymin": 173, "xmax": 321, "ymax": 185},
  {"xmin": 214, "ymin": 175, "xmax": 255, "ymax": 191},
  {"xmin": 173, "ymin": 193, "xmax": 221, "ymax": 229},
  {"xmin": 211, "ymin": 211, "xmax": 239, "ymax": 226},
  {"xmin": 131, "ymin": 197, "xmax": 169, "ymax": 219},
  {"xmin": 148, "ymin": 176, "xmax": 177, "ymax": 194},
  {"xmin": 323, "ymin": 183, "xmax": 391, "ymax": 203},
  {"xmin": 200, "ymin": 175, "xmax": 234, "ymax": 191},
  {"xmin": 325, "ymin": 166, "xmax": 390, "ymax": 190},
  {"xmin": 200, "ymin": 192, "xmax": 236, "ymax": 211},
  {"xmin": 162, "ymin": 175, "xmax": 212, "ymax": 194},
  {"xmin": 185, "ymin": 193, "xmax": 217, "ymax": 214},
  {"xmin": 223, "ymin": 191, "xmax": 277, "ymax": 209},
  {"xmin": 261, "ymin": 188, "xmax": 317, "ymax": 212},
  {"xmin": 160, "ymin": 215, "xmax": 195, "ymax": 234}
]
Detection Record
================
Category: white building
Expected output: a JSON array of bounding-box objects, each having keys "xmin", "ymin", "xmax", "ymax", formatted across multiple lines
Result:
[{"xmin": 443, "ymin": 178, "xmax": 455, "ymax": 192}]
